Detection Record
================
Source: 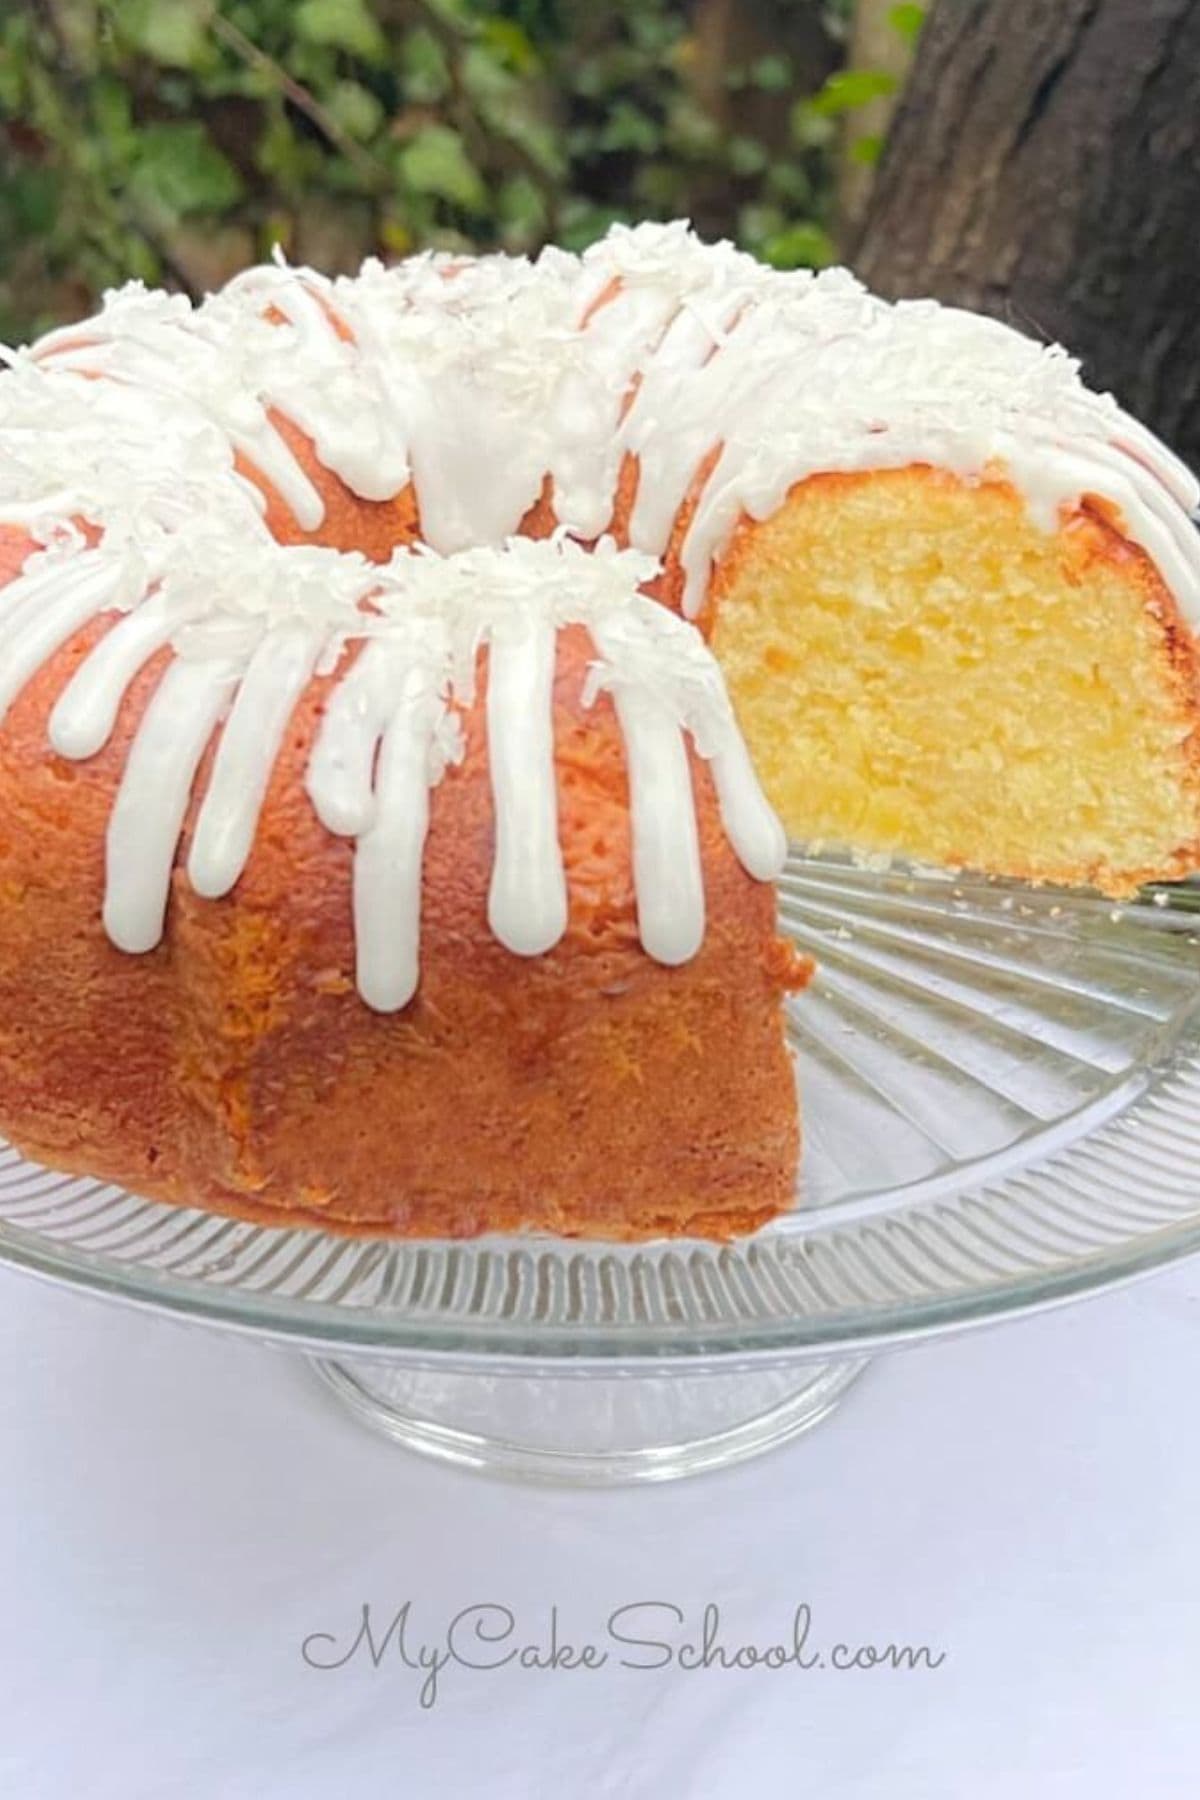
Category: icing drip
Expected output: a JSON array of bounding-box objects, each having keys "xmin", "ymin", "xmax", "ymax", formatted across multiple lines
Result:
[
  {"xmin": 6, "ymin": 221, "xmax": 1197, "ymax": 631},
  {"xmin": 50, "ymin": 595, "xmax": 177, "ymax": 758},
  {"xmin": 485, "ymin": 610, "xmax": 569, "ymax": 957},
  {"xmin": 187, "ymin": 622, "xmax": 324, "ymax": 899},
  {"xmin": 38, "ymin": 330, "xmax": 328, "ymax": 533},
  {"xmin": 3, "ymin": 526, "xmax": 778, "ymax": 1010},
  {"xmin": 589, "ymin": 645, "xmax": 706, "ymax": 966},
  {"xmin": 307, "ymin": 537, "xmax": 785, "ymax": 1005},
  {"xmin": 0, "ymin": 220, "xmax": 1197, "ymax": 1011},
  {"xmin": 352, "ymin": 660, "xmax": 446, "ymax": 1013},
  {"xmin": 0, "ymin": 551, "xmax": 134, "ymax": 721},
  {"xmin": 707, "ymin": 730, "xmax": 788, "ymax": 882},
  {"xmin": 586, "ymin": 597, "xmax": 788, "ymax": 961},
  {"xmin": 307, "ymin": 639, "xmax": 414, "ymax": 839},
  {"xmin": 104, "ymin": 657, "xmax": 239, "ymax": 953}
]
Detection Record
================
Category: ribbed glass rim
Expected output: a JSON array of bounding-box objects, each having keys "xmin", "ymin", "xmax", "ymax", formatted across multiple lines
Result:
[
  {"xmin": 0, "ymin": 873, "xmax": 1197, "ymax": 1368},
  {"xmin": 3, "ymin": 1160, "xmax": 1200, "ymax": 1368}
]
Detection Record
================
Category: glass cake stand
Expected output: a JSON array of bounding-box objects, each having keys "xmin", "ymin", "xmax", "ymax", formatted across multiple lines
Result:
[{"xmin": 1, "ymin": 855, "xmax": 1198, "ymax": 1484}]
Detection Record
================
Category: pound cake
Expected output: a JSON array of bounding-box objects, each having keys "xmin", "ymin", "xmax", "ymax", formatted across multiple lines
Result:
[
  {"xmin": 0, "ymin": 531, "xmax": 806, "ymax": 1238},
  {"xmin": 0, "ymin": 219, "xmax": 1196, "ymax": 1240}
]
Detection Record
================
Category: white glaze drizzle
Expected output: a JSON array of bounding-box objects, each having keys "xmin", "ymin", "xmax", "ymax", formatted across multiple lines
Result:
[
  {"xmin": 593, "ymin": 666, "xmax": 705, "ymax": 966},
  {"xmin": 0, "ymin": 222, "xmax": 1196, "ymax": 1009},
  {"xmin": 49, "ymin": 593, "xmax": 178, "ymax": 759},
  {"xmin": 187, "ymin": 621, "xmax": 324, "ymax": 899},
  {"xmin": 104, "ymin": 657, "xmax": 239, "ymax": 954},
  {"xmin": 306, "ymin": 537, "xmax": 786, "ymax": 1004},
  {"xmin": 4, "ymin": 222, "xmax": 1197, "ymax": 627},
  {"xmin": 485, "ymin": 608, "xmax": 569, "ymax": 957},
  {"xmin": 0, "ymin": 551, "xmax": 135, "ymax": 722},
  {"xmin": 352, "ymin": 660, "xmax": 445, "ymax": 1013},
  {"xmin": 307, "ymin": 639, "xmax": 413, "ymax": 839},
  {"xmin": 585, "ymin": 596, "xmax": 788, "ymax": 962},
  {"xmin": 0, "ymin": 524, "xmax": 781, "ymax": 1007}
]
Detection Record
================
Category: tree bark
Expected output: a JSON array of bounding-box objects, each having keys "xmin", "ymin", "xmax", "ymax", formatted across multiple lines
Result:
[{"xmin": 852, "ymin": 0, "xmax": 1200, "ymax": 468}]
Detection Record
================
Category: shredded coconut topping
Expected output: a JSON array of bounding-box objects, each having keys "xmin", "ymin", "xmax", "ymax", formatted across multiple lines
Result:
[{"xmin": 0, "ymin": 219, "xmax": 1196, "ymax": 1005}]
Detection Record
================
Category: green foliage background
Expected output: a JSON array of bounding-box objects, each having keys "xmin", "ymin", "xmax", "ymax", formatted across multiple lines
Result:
[{"xmin": 0, "ymin": 0, "xmax": 922, "ymax": 341}]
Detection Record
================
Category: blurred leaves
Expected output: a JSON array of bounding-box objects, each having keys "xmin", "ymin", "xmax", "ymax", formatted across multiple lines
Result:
[
  {"xmin": 293, "ymin": 0, "xmax": 388, "ymax": 60},
  {"xmin": 887, "ymin": 3, "xmax": 926, "ymax": 47},
  {"xmin": 0, "ymin": 0, "xmax": 904, "ymax": 340},
  {"xmin": 761, "ymin": 220, "xmax": 835, "ymax": 270},
  {"xmin": 119, "ymin": 0, "xmax": 213, "ymax": 68},
  {"xmin": 399, "ymin": 123, "xmax": 487, "ymax": 209},
  {"xmin": 806, "ymin": 67, "xmax": 898, "ymax": 118},
  {"xmin": 128, "ymin": 121, "xmax": 245, "ymax": 216}
]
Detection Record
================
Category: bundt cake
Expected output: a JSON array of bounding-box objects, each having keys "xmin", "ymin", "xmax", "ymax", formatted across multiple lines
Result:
[{"xmin": 0, "ymin": 218, "xmax": 1197, "ymax": 1241}]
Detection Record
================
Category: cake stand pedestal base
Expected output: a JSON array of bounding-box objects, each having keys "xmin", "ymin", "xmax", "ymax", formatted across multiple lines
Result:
[{"xmin": 309, "ymin": 1355, "xmax": 871, "ymax": 1485}]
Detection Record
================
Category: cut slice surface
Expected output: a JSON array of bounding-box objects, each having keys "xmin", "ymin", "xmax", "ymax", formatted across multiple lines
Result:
[{"xmin": 709, "ymin": 466, "xmax": 1200, "ymax": 895}]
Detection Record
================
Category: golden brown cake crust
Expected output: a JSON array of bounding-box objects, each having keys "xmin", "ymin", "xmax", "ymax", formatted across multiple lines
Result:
[
  {"xmin": 12, "ymin": 242, "xmax": 1198, "ymax": 1249},
  {"xmin": 0, "ymin": 524, "xmax": 810, "ymax": 1240}
]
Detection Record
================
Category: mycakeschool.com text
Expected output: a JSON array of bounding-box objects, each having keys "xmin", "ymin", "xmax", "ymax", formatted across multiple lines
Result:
[{"xmin": 300, "ymin": 1601, "xmax": 948, "ymax": 1709}]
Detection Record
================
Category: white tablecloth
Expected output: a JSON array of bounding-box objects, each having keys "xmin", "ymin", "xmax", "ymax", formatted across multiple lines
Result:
[{"xmin": 2, "ymin": 1257, "xmax": 1199, "ymax": 1798}]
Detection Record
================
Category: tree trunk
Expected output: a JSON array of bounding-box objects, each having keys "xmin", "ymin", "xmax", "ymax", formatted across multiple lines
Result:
[{"xmin": 852, "ymin": 0, "xmax": 1200, "ymax": 469}]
